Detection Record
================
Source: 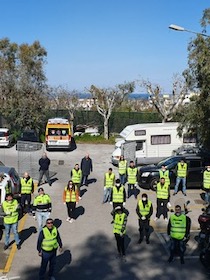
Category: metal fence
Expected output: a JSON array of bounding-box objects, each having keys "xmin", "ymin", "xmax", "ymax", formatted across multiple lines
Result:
[{"xmin": 17, "ymin": 141, "xmax": 44, "ymax": 180}]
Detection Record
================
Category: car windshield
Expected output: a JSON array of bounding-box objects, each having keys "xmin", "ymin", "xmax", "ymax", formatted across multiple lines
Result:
[{"xmin": 156, "ymin": 157, "xmax": 179, "ymax": 168}]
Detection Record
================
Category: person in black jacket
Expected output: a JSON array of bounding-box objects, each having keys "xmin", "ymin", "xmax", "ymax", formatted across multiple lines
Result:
[
  {"xmin": 80, "ymin": 153, "xmax": 93, "ymax": 186},
  {"xmin": 38, "ymin": 153, "xmax": 51, "ymax": 187}
]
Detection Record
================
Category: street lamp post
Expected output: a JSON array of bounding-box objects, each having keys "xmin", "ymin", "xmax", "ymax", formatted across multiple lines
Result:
[{"xmin": 169, "ymin": 24, "xmax": 210, "ymax": 38}]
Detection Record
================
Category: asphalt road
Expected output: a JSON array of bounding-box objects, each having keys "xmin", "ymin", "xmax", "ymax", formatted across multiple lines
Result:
[{"xmin": 0, "ymin": 144, "xmax": 209, "ymax": 280}]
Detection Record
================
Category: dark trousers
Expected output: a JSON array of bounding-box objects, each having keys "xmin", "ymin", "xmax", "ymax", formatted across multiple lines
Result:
[
  {"xmin": 39, "ymin": 249, "xmax": 57, "ymax": 280},
  {"xmin": 114, "ymin": 233, "xmax": 125, "ymax": 256},
  {"xmin": 128, "ymin": 184, "xmax": 137, "ymax": 198},
  {"xmin": 38, "ymin": 170, "xmax": 51, "ymax": 186},
  {"xmin": 82, "ymin": 175, "xmax": 89, "ymax": 186},
  {"xmin": 138, "ymin": 219, "xmax": 150, "ymax": 241},
  {"xmin": 21, "ymin": 193, "xmax": 32, "ymax": 212},
  {"xmin": 169, "ymin": 238, "xmax": 185, "ymax": 259},
  {"xmin": 156, "ymin": 198, "xmax": 168, "ymax": 219},
  {"xmin": 66, "ymin": 202, "xmax": 76, "ymax": 218}
]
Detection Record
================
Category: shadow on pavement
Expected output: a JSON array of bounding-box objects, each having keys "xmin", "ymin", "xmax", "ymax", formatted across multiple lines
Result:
[
  {"xmin": 19, "ymin": 226, "xmax": 37, "ymax": 245},
  {"xmin": 74, "ymin": 206, "xmax": 85, "ymax": 220}
]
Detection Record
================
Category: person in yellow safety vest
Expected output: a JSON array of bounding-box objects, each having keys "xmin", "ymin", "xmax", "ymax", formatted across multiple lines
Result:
[
  {"xmin": 112, "ymin": 206, "xmax": 128, "ymax": 261},
  {"xmin": 103, "ymin": 168, "xmax": 115, "ymax": 203},
  {"xmin": 167, "ymin": 205, "xmax": 191, "ymax": 264},
  {"xmin": 154, "ymin": 177, "xmax": 170, "ymax": 222},
  {"xmin": 37, "ymin": 218, "xmax": 63, "ymax": 280},
  {"xmin": 110, "ymin": 179, "xmax": 126, "ymax": 210},
  {"xmin": 173, "ymin": 158, "xmax": 188, "ymax": 196},
  {"xmin": 203, "ymin": 165, "xmax": 210, "ymax": 205},
  {"xmin": 159, "ymin": 165, "xmax": 170, "ymax": 186},
  {"xmin": 2, "ymin": 193, "xmax": 21, "ymax": 250},
  {"xmin": 127, "ymin": 161, "xmax": 138, "ymax": 199},
  {"xmin": 71, "ymin": 163, "xmax": 82, "ymax": 200},
  {"xmin": 32, "ymin": 187, "xmax": 52, "ymax": 233},
  {"xmin": 118, "ymin": 156, "xmax": 127, "ymax": 185},
  {"xmin": 136, "ymin": 193, "xmax": 153, "ymax": 244},
  {"xmin": 20, "ymin": 171, "xmax": 34, "ymax": 214},
  {"xmin": 63, "ymin": 180, "xmax": 79, "ymax": 223}
]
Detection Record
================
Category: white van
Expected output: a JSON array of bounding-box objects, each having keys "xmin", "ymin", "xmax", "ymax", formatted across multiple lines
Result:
[{"xmin": 111, "ymin": 122, "xmax": 197, "ymax": 166}]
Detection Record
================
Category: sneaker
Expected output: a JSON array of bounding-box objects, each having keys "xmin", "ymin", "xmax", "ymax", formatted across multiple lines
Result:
[
  {"xmin": 173, "ymin": 192, "xmax": 177, "ymax": 196},
  {"xmin": 66, "ymin": 217, "xmax": 70, "ymax": 222},
  {"xmin": 154, "ymin": 217, "xmax": 158, "ymax": 221},
  {"xmin": 137, "ymin": 239, "xmax": 143, "ymax": 244},
  {"xmin": 146, "ymin": 239, "xmax": 150, "ymax": 244},
  {"xmin": 69, "ymin": 218, "xmax": 73, "ymax": 223},
  {"xmin": 79, "ymin": 196, "xmax": 82, "ymax": 200},
  {"xmin": 183, "ymin": 193, "xmax": 187, "ymax": 196},
  {"xmin": 168, "ymin": 256, "xmax": 174, "ymax": 263},
  {"xmin": 17, "ymin": 244, "xmax": 21, "ymax": 250},
  {"xmin": 4, "ymin": 245, "xmax": 9, "ymax": 250},
  {"xmin": 164, "ymin": 218, "xmax": 168, "ymax": 222}
]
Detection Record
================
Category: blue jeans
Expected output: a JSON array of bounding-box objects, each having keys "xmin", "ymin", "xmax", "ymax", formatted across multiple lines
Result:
[
  {"xmin": 36, "ymin": 212, "xmax": 50, "ymax": 232},
  {"xmin": 82, "ymin": 175, "xmax": 88, "ymax": 186},
  {"xmin": 4, "ymin": 222, "xmax": 20, "ymax": 246},
  {"xmin": 169, "ymin": 238, "xmax": 186, "ymax": 258},
  {"xmin": 205, "ymin": 190, "xmax": 210, "ymax": 204},
  {"xmin": 39, "ymin": 249, "xmax": 57, "ymax": 280},
  {"xmin": 38, "ymin": 170, "xmax": 51, "ymax": 186},
  {"xmin": 119, "ymin": 174, "xmax": 126, "ymax": 185},
  {"xmin": 174, "ymin": 177, "xmax": 186, "ymax": 194},
  {"xmin": 103, "ymin": 187, "xmax": 112, "ymax": 203}
]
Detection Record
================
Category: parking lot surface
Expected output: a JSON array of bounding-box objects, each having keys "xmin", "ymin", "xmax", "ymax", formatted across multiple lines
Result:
[{"xmin": 0, "ymin": 144, "xmax": 209, "ymax": 280}]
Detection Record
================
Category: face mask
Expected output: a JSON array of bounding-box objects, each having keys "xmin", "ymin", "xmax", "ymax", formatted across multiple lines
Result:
[
  {"xmin": 116, "ymin": 184, "xmax": 120, "ymax": 187},
  {"xmin": 142, "ymin": 197, "xmax": 147, "ymax": 201},
  {"xmin": 175, "ymin": 212, "xmax": 181, "ymax": 216},
  {"xmin": 8, "ymin": 200, "xmax": 12, "ymax": 203},
  {"xmin": 207, "ymin": 168, "xmax": 210, "ymax": 171}
]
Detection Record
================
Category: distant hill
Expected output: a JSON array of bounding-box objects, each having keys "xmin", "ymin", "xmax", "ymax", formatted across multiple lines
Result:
[{"xmin": 78, "ymin": 92, "xmax": 149, "ymax": 100}]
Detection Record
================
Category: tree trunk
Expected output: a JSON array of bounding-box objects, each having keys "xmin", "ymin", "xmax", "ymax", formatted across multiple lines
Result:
[{"xmin": 104, "ymin": 117, "xmax": 109, "ymax": 140}]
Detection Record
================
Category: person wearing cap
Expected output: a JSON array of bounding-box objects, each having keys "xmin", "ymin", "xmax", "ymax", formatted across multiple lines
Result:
[
  {"xmin": 103, "ymin": 168, "xmax": 115, "ymax": 203},
  {"xmin": 173, "ymin": 158, "xmax": 188, "ymax": 196},
  {"xmin": 118, "ymin": 155, "xmax": 127, "ymax": 185},
  {"xmin": 2, "ymin": 193, "xmax": 21, "ymax": 250},
  {"xmin": 63, "ymin": 180, "xmax": 79, "ymax": 223},
  {"xmin": 71, "ymin": 163, "xmax": 82, "ymax": 200},
  {"xmin": 127, "ymin": 161, "xmax": 138, "ymax": 199},
  {"xmin": 37, "ymin": 218, "xmax": 63, "ymax": 280},
  {"xmin": 20, "ymin": 171, "xmax": 34, "ymax": 214},
  {"xmin": 203, "ymin": 165, "xmax": 210, "ymax": 204},
  {"xmin": 136, "ymin": 193, "xmax": 153, "ymax": 244},
  {"xmin": 32, "ymin": 188, "xmax": 52, "ymax": 232},
  {"xmin": 110, "ymin": 179, "xmax": 126, "ymax": 209},
  {"xmin": 38, "ymin": 152, "xmax": 51, "ymax": 187},
  {"xmin": 154, "ymin": 177, "xmax": 170, "ymax": 222},
  {"xmin": 112, "ymin": 206, "xmax": 128, "ymax": 261}
]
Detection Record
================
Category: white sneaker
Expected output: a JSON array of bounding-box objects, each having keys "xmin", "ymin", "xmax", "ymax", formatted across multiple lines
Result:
[
  {"xmin": 164, "ymin": 218, "xmax": 168, "ymax": 222},
  {"xmin": 66, "ymin": 217, "xmax": 70, "ymax": 222},
  {"xmin": 154, "ymin": 217, "xmax": 158, "ymax": 221},
  {"xmin": 79, "ymin": 196, "xmax": 82, "ymax": 200},
  {"xmin": 69, "ymin": 218, "xmax": 73, "ymax": 223}
]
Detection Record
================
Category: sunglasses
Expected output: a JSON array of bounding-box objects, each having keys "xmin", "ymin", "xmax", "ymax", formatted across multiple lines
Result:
[{"xmin": 47, "ymin": 221, "xmax": 53, "ymax": 224}]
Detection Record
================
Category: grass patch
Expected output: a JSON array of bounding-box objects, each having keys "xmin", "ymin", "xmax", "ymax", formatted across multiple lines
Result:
[{"xmin": 74, "ymin": 134, "xmax": 115, "ymax": 144}]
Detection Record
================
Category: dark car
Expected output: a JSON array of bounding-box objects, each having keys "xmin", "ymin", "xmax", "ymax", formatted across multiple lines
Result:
[
  {"xmin": 138, "ymin": 154, "xmax": 210, "ymax": 190},
  {"xmin": 16, "ymin": 130, "xmax": 42, "ymax": 151}
]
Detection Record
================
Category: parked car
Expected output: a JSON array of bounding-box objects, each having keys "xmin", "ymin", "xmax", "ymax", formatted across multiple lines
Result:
[
  {"xmin": 138, "ymin": 154, "xmax": 210, "ymax": 190},
  {"xmin": 16, "ymin": 129, "xmax": 42, "ymax": 151},
  {"xmin": 0, "ymin": 128, "xmax": 14, "ymax": 147},
  {"xmin": 0, "ymin": 166, "xmax": 21, "ymax": 225}
]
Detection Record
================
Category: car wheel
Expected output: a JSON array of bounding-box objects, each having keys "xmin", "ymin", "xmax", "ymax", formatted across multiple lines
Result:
[{"xmin": 150, "ymin": 178, "xmax": 158, "ymax": 191}]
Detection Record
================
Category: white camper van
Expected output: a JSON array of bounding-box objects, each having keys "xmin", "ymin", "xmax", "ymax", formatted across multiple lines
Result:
[{"xmin": 111, "ymin": 122, "xmax": 196, "ymax": 166}]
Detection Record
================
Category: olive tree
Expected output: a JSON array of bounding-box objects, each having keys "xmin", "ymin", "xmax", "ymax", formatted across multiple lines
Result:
[{"xmin": 88, "ymin": 82, "xmax": 135, "ymax": 139}]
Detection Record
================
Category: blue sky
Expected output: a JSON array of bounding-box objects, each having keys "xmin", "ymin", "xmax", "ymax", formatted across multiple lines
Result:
[{"xmin": 1, "ymin": 0, "xmax": 209, "ymax": 92}]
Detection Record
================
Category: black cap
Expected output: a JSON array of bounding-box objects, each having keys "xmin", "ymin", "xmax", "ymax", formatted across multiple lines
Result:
[{"xmin": 38, "ymin": 187, "xmax": 44, "ymax": 193}]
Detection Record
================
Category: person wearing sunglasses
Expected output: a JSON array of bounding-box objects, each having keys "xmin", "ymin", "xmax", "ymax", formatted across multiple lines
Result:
[{"xmin": 37, "ymin": 218, "xmax": 63, "ymax": 280}]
